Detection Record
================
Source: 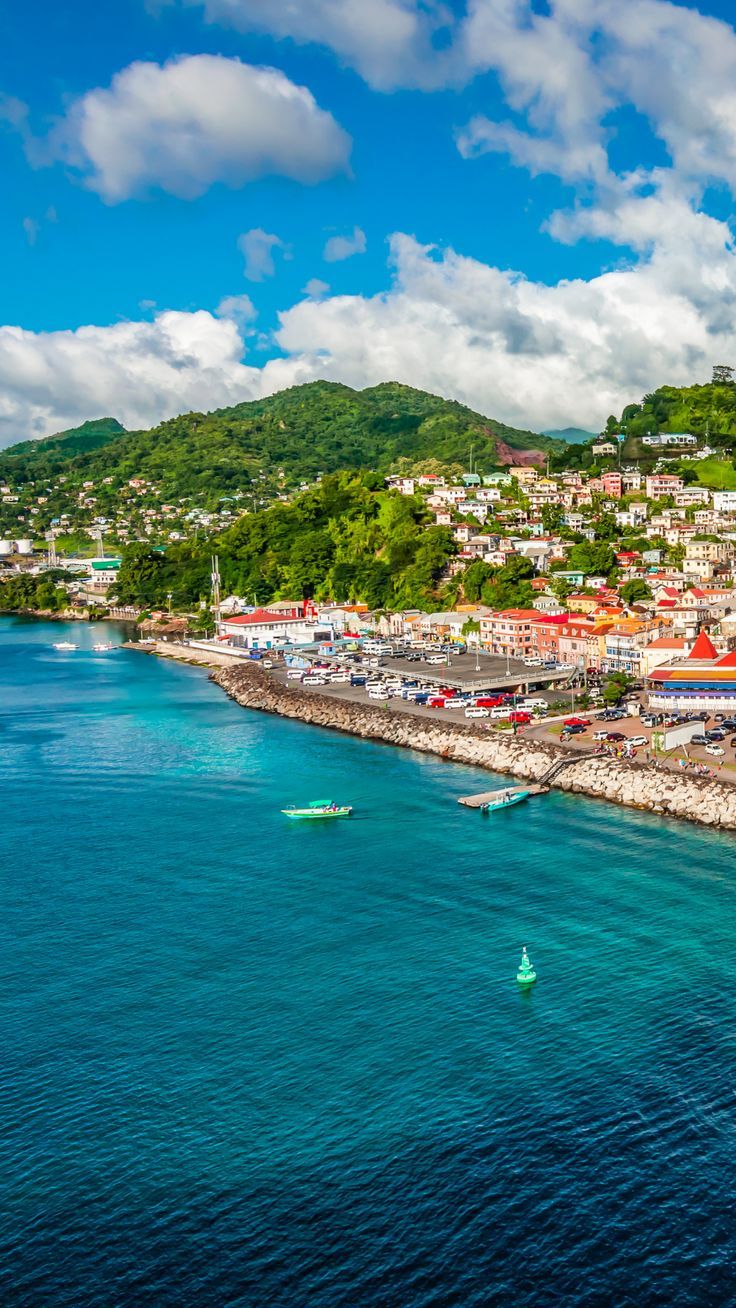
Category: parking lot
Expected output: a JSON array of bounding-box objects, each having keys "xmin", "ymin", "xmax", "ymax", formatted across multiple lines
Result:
[{"xmin": 529, "ymin": 707, "xmax": 736, "ymax": 776}]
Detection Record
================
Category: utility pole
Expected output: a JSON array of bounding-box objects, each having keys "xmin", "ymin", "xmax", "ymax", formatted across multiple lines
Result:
[{"xmin": 211, "ymin": 554, "xmax": 221, "ymax": 636}]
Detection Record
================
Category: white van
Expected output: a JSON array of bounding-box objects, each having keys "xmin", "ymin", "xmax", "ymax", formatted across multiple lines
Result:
[
  {"xmin": 518, "ymin": 698, "xmax": 547, "ymax": 711},
  {"xmin": 489, "ymin": 706, "xmax": 510, "ymax": 719},
  {"xmin": 465, "ymin": 706, "xmax": 490, "ymax": 719},
  {"xmin": 424, "ymin": 654, "xmax": 447, "ymax": 666},
  {"xmin": 368, "ymin": 686, "xmax": 388, "ymax": 700},
  {"xmin": 302, "ymin": 675, "xmax": 326, "ymax": 686}
]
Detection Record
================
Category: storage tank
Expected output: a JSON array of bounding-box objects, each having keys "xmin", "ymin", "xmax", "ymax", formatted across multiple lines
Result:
[
  {"xmin": 15, "ymin": 539, "xmax": 33, "ymax": 555},
  {"xmin": 0, "ymin": 539, "xmax": 14, "ymax": 556}
]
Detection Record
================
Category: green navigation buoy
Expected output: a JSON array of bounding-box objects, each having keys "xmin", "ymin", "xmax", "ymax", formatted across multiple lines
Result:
[{"xmin": 516, "ymin": 946, "xmax": 537, "ymax": 987}]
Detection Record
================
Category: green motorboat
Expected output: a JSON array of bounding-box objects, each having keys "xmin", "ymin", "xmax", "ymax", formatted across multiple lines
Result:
[
  {"xmin": 516, "ymin": 946, "xmax": 537, "ymax": 986},
  {"xmin": 282, "ymin": 799, "xmax": 353, "ymax": 819},
  {"xmin": 480, "ymin": 789, "xmax": 529, "ymax": 814}
]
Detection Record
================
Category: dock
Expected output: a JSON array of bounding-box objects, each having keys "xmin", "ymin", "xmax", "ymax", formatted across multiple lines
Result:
[{"xmin": 458, "ymin": 784, "xmax": 547, "ymax": 807}]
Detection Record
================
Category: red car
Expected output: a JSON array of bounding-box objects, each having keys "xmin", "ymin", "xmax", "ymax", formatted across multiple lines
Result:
[
  {"xmin": 564, "ymin": 717, "xmax": 588, "ymax": 728},
  {"xmin": 508, "ymin": 711, "xmax": 532, "ymax": 725},
  {"xmin": 428, "ymin": 697, "xmax": 447, "ymax": 708},
  {"xmin": 475, "ymin": 696, "xmax": 503, "ymax": 708}
]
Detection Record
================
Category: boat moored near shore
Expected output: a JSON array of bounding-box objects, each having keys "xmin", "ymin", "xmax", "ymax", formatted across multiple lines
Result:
[{"xmin": 282, "ymin": 799, "xmax": 353, "ymax": 819}]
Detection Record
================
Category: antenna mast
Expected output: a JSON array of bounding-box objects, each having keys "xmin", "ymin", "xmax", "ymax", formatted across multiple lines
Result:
[{"xmin": 210, "ymin": 554, "xmax": 221, "ymax": 635}]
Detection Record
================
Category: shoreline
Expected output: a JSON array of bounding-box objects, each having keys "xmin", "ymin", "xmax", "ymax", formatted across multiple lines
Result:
[
  {"xmin": 208, "ymin": 661, "xmax": 736, "ymax": 833},
  {"xmin": 127, "ymin": 638, "xmax": 736, "ymax": 832}
]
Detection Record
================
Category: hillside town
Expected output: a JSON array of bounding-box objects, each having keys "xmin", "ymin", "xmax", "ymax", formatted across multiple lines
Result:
[{"xmin": 6, "ymin": 439, "xmax": 736, "ymax": 751}]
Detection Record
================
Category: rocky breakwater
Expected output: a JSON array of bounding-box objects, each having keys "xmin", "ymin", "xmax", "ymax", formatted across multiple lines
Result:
[{"xmin": 212, "ymin": 663, "xmax": 736, "ymax": 831}]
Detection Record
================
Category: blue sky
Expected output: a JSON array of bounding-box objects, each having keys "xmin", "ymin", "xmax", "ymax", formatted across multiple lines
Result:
[{"xmin": 3, "ymin": 0, "xmax": 736, "ymax": 444}]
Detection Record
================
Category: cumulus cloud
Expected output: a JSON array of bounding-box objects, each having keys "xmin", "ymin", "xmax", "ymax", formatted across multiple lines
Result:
[
  {"xmin": 170, "ymin": 0, "xmax": 459, "ymax": 90},
  {"xmin": 323, "ymin": 226, "xmax": 367, "ymax": 262},
  {"xmin": 7, "ymin": 218, "xmax": 736, "ymax": 447},
  {"xmin": 40, "ymin": 54, "xmax": 351, "ymax": 201},
  {"xmin": 0, "ymin": 310, "xmax": 273, "ymax": 447},
  {"xmin": 238, "ymin": 228, "xmax": 284, "ymax": 281}
]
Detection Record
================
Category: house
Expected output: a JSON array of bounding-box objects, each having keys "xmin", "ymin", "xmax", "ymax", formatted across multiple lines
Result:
[
  {"xmin": 480, "ymin": 609, "xmax": 540, "ymax": 658},
  {"xmin": 219, "ymin": 610, "xmax": 335, "ymax": 649},
  {"xmin": 713, "ymin": 491, "xmax": 736, "ymax": 513},
  {"xmin": 645, "ymin": 474, "xmax": 684, "ymax": 499}
]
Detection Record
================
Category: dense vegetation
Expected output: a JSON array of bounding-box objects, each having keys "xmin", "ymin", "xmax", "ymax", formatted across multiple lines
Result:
[
  {"xmin": 112, "ymin": 472, "xmax": 458, "ymax": 611},
  {"xmin": 0, "ymin": 382, "xmax": 553, "ymax": 504},
  {"xmin": 3, "ymin": 418, "xmax": 126, "ymax": 470},
  {"xmin": 0, "ymin": 571, "xmax": 72, "ymax": 613},
  {"xmin": 610, "ymin": 380, "xmax": 736, "ymax": 440}
]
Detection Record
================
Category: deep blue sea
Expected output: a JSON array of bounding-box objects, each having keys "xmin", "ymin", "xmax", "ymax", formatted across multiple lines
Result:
[{"xmin": 2, "ymin": 617, "xmax": 736, "ymax": 1306}]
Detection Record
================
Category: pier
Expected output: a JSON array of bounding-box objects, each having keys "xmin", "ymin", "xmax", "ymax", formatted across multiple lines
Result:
[{"xmin": 457, "ymin": 784, "xmax": 547, "ymax": 807}]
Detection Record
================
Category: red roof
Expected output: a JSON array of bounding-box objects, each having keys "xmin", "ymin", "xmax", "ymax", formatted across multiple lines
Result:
[
  {"xmin": 224, "ymin": 608, "xmax": 303, "ymax": 626},
  {"xmin": 715, "ymin": 650, "xmax": 736, "ymax": 668},
  {"xmin": 688, "ymin": 630, "xmax": 718, "ymax": 660}
]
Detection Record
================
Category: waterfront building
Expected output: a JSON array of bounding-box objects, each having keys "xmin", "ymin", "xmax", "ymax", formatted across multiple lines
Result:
[
  {"xmin": 219, "ymin": 610, "xmax": 335, "ymax": 649},
  {"xmin": 647, "ymin": 631, "xmax": 736, "ymax": 713}
]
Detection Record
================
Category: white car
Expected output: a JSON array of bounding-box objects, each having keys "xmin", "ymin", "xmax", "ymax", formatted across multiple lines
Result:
[
  {"xmin": 465, "ymin": 706, "xmax": 490, "ymax": 718},
  {"xmin": 302, "ymin": 675, "xmax": 326, "ymax": 686},
  {"xmin": 592, "ymin": 729, "xmax": 610, "ymax": 740},
  {"xmin": 705, "ymin": 743, "xmax": 725, "ymax": 757},
  {"xmin": 424, "ymin": 654, "xmax": 448, "ymax": 665},
  {"xmin": 628, "ymin": 735, "xmax": 648, "ymax": 747}
]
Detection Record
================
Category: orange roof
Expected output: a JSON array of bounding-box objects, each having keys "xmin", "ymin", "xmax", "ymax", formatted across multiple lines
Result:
[
  {"xmin": 646, "ymin": 637, "xmax": 687, "ymax": 650},
  {"xmin": 688, "ymin": 630, "xmax": 718, "ymax": 659}
]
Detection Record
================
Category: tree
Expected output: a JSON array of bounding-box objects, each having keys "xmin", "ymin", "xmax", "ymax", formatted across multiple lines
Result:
[
  {"xmin": 112, "ymin": 544, "xmax": 166, "ymax": 606},
  {"xmin": 541, "ymin": 503, "xmax": 564, "ymax": 534},
  {"xmin": 620, "ymin": 578, "xmax": 653, "ymax": 606},
  {"xmin": 462, "ymin": 560, "xmax": 494, "ymax": 602},
  {"xmin": 568, "ymin": 540, "xmax": 617, "ymax": 576},
  {"xmin": 603, "ymin": 672, "xmax": 634, "ymax": 705}
]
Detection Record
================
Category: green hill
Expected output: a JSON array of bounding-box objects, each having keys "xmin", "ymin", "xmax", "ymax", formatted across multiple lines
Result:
[
  {"xmin": 0, "ymin": 381, "xmax": 553, "ymax": 500},
  {"xmin": 615, "ymin": 379, "xmax": 736, "ymax": 441},
  {"xmin": 6, "ymin": 417, "xmax": 126, "ymax": 463}
]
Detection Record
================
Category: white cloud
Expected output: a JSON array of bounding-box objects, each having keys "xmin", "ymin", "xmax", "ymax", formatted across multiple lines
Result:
[
  {"xmin": 6, "ymin": 220, "xmax": 736, "ymax": 447},
  {"xmin": 216, "ymin": 293, "xmax": 258, "ymax": 325},
  {"xmin": 238, "ymin": 228, "xmax": 284, "ymax": 281},
  {"xmin": 42, "ymin": 54, "xmax": 351, "ymax": 201},
  {"xmin": 172, "ymin": 0, "xmax": 459, "ymax": 90},
  {"xmin": 22, "ymin": 217, "xmax": 39, "ymax": 246},
  {"xmin": 303, "ymin": 278, "xmax": 330, "ymax": 298},
  {"xmin": 323, "ymin": 226, "xmax": 367, "ymax": 262},
  {"xmin": 0, "ymin": 309, "xmax": 282, "ymax": 447}
]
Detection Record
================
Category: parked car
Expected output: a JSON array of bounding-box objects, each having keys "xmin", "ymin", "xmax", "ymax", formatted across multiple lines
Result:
[
  {"xmin": 705, "ymin": 729, "xmax": 726, "ymax": 741},
  {"xmin": 465, "ymin": 706, "xmax": 490, "ymax": 719},
  {"xmin": 302, "ymin": 675, "xmax": 326, "ymax": 686},
  {"xmin": 593, "ymin": 729, "xmax": 610, "ymax": 740},
  {"xmin": 563, "ymin": 724, "xmax": 587, "ymax": 735},
  {"xmin": 690, "ymin": 734, "xmax": 708, "ymax": 745},
  {"xmin": 706, "ymin": 743, "xmax": 725, "ymax": 757},
  {"xmin": 628, "ymin": 736, "xmax": 648, "ymax": 747},
  {"xmin": 606, "ymin": 732, "xmax": 626, "ymax": 741}
]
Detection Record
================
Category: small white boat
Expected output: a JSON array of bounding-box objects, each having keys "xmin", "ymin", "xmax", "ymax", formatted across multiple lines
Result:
[
  {"xmin": 92, "ymin": 642, "xmax": 114, "ymax": 651},
  {"xmin": 52, "ymin": 641, "xmax": 77, "ymax": 650}
]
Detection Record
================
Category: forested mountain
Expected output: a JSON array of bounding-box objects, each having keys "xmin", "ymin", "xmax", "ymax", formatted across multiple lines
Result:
[
  {"xmin": 0, "ymin": 382, "xmax": 553, "ymax": 500},
  {"xmin": 112, "ymin": 471, "xmax": 459, "ymax": 611},
  {"xmin": 5, "ymin": 418, "xmax": 126, "ymax": 465}
]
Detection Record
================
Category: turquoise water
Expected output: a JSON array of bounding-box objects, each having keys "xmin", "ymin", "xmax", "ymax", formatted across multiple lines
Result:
[{"xmin": 2, "ymin": 617, "xmax": 736, "ymax": 1306}]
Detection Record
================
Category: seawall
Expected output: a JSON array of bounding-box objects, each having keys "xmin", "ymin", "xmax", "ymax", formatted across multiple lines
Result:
[{"xmin": 212, "ymin": 662, "xmax": 736, "ymax": 833}]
